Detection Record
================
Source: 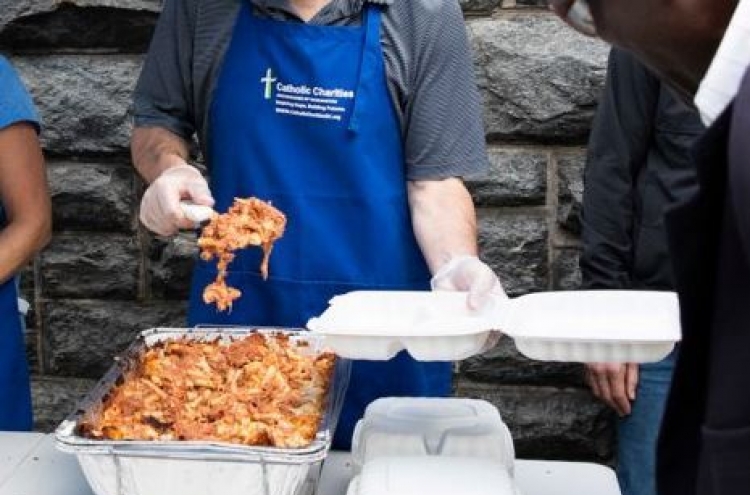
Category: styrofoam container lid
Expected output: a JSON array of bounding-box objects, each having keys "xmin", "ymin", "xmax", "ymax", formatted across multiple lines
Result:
[
  {"xmin": 307, "ymin": 290, "xmax": 680, "ymax": 363},
  {"xmin": 501, "ymin": 290, "xmax": 680, "ymax": 363},
  {"xmin": 351, "ymin": 457, "xmax": 518, "ymax": 495},
  {"xmin": 352, "ymin": 398, "xmax": 514, "ymax": 476},
  {"xmin": 501, "ymin": 290, "xmax": 680, "ymax": 341}
]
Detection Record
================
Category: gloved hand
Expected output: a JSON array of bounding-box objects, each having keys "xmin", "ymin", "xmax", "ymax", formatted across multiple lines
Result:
[
  {"xmin": 430, "ymin": 255, "xmax": 507, "ymax": 311},
  {"xmin": 139, "ymin": 162, "xmax": 215, "ymax": 236}
]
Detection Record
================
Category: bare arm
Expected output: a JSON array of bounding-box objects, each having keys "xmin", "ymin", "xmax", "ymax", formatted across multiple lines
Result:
[
  {"xmin": 407, "ymin": 178, "xmax": 477, "ymax": 273},
  {"xmin": 409, "ymin": 178, "xmax": 503, "ymax": 309},
  {"xmin": 0, "ymin": 123, "xmax": 51, "ymax": 283},
  {"xmin": 131, "ymin": 126, "xmax": 192, "ymax": 184}
]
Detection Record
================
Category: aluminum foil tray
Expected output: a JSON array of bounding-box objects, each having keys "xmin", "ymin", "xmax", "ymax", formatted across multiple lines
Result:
[{"xmin": 54, "ymin": 327, "xmax": 351, "ymax": 495}]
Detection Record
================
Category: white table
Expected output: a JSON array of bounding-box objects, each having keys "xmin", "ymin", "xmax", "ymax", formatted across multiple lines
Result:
[
  {"xmin": 0, "ymin": 433, "xmax": 620, "ymax": 495},
  {"xmin": 0, "ymin": 432, "xmax": 46, "ymax": 486}
]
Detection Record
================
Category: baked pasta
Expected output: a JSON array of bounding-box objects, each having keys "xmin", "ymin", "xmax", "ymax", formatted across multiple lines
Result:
[
  {"xmin": 198, "ymin": 197, "xmax": 287, "ymax": 311},
  {"xmin": 79, "ymin": 333, "xmax": 335, "ymax": 449}
]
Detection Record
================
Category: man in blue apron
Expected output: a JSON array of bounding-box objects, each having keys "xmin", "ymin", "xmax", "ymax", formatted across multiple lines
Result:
[
  {"xmin": 0, "ymin": 55, "xmax": 52, "ymax": 431},
  {"xmin": 132, "ymin": 0, "xmax": 503, "ymax": 448}
]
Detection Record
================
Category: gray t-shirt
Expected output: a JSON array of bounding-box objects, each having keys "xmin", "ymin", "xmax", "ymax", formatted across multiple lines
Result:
[{"xmin": 133, "ymin": 0, "xmax": 488, "ymax": 180}]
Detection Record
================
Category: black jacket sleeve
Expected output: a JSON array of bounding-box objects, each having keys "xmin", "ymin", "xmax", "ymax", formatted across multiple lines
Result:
[
  {"xmin": 732, "ymin": 69, "xmax": 750, "ymax": 265},
  {"xmin": 580, "ymin": 48, "xmax": 661, "ymax": 289}
]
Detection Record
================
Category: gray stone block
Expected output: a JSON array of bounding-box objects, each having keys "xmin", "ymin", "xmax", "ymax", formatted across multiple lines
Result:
[
  {"xmin": 42, "ymin": 299, "xmax": 187, "ymax": 378},
  {"xmin": 0, "ymin": 0, "xmax": 159, "ymax": 52},
  {"xmin": 19, "ymin": 263, "xmax": 34, "ymax": 305},
  {"xmin": 25, "ymin": 325, "xmax": 38, "ymax": 375},
  {"xmin": 31, "ymin": 375, "xmax": 97, "ymax": 432},
  {"xmin": 557, "ymin": 150, "xmax": 586, "ymax": 234},
  {"xmin": 460, "ymin": 337, "xmax": 585, "ymax": 387},
  {"xmin": 13, "ymin": 55, "xmax": 142, "ymax": 155},
  {"xmin": 149, "ymin": 234, "xmax": 199, "ymax": 300},
  {"xmin": 553, "ymin": 248, "xmax": 582, "ymax": 290},
  {"xmin": 49, "ymin": 162, "xmax": 135, "ymax": 232},
  {"xmin": 455, "ymin": 380, "xmax": 614, "ymax": 461},
  {"xmin": 468, "ymin": 15, "xmax": 608, "ymax": 143},
  {"xmin": 478, "ymin": 211, "xmax": 549, "ymax": 295},
  {"xmin": 467, "ymin": 147, "xmax": 547, "ymax": 206},
  {"xmin": 40, "ymin": 234, "xmax": 140, "ymax": 299}
]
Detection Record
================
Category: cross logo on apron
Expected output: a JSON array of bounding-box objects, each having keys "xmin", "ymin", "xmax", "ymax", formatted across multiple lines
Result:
[{"xmin": 260, "ymin": 68, "xmax": 276, "ymax": 100}]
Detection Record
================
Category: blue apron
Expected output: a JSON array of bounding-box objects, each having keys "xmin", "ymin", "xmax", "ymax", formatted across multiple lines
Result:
[
  {"xmin": 188, "ymin": 3, "xmax": 451, "ymax": 449},
  {"xmin": 0, "ymin": 275, "xmax": 32, "ymax": 430}
]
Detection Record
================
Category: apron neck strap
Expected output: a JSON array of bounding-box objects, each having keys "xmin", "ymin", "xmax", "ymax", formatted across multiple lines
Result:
[{"xmin": 348, "ymin": 4, "xmax": 383, "ymax": 132}]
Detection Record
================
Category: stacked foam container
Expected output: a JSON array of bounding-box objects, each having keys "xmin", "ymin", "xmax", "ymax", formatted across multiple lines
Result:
[{"xmin": 345, "ymin": 397, "xmax": 521, "ymax": 495}]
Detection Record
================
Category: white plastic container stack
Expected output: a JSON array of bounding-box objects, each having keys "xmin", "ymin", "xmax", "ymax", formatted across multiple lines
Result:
[
  {"xmin": 352, "ymin": 398, "xmax": 514, "ymax": 475},
  {"xmin": 347, "ymin": 457, "xmax": 519, "ymax": 495},
  {"xmin": 346, "ymin": 398, "xmax": 520, "ymax": 495}
]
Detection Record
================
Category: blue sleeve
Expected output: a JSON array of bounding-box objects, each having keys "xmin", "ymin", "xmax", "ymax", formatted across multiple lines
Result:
[{"xmin": 0, "ymin": 56, "xmax": 41, "ymax": 133}]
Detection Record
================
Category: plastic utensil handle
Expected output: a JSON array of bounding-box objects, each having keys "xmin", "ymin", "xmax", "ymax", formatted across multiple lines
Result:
[{"xmin": 180, "ymin": 201, "xmax": 215, "ymax": 228}]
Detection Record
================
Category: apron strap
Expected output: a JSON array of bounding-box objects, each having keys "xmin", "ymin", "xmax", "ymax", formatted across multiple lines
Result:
[{"xmin": 348, "ymin": 4, "xmax": 382, "ymax": 132}]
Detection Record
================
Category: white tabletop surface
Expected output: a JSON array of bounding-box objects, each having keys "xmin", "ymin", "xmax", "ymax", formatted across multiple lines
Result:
[
  {"xmin": 0, "ymin": 433, "xmax": 620, "ymax": 495},
  {"xmin": 0, "ymin": 432, "xmax": 46, "ymax": 486}
]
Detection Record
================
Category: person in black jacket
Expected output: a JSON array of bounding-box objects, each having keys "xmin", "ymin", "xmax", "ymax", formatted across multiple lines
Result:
[
  {"xmin": 550, "ymin": 1, "xmax": 750, "ymax": 494},
  {"xmin": 581, "ymin": 48, "xmax": 704, "ymax": 495}
]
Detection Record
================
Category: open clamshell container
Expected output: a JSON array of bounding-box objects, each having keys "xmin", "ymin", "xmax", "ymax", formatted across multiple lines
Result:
[
  {"xmin": 54, "ymin": 327, "xmax": 351, "ymax": 495},
  {"xmin": 307, "ymin": 290, "xmax": 681, "ymax": 363}
]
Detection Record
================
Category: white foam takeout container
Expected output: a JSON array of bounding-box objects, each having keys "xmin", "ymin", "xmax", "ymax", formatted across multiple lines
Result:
[
  {"xmin": 351, "ymin": 398, "xmax": 514, "ymax": 476},
  {"xmin": 346, "ymin": 456, "xmax": 520, "ymax": 495},
  {"xmin": 307, "ymin": 290, "xmax": 681, "ymax": 363}
]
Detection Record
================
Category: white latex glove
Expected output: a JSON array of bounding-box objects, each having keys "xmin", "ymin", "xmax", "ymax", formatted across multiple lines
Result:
[
  {"xmin": 430, "ymin": 255, "xmax": 507, "ymax": 311},
  {"xmin": 139, "ymin": 163, "xmax": 215, "ymax": 236}
]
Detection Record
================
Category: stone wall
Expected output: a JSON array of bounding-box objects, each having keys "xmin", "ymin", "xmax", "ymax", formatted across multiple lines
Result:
[{"xmin": 0, "ymin": 0, "xmax": 613, "ymax": 461}]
